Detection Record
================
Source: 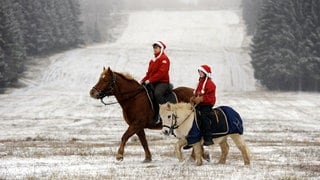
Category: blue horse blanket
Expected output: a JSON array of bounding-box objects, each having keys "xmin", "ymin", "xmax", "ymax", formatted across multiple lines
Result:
[{"xmin": 186, "ymin": 106, "xmax": 243, "ymax": 144}]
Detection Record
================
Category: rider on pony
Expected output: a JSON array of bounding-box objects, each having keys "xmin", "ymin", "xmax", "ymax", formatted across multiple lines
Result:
[
  {"xmin": 185, "ymin": 65, "xmax": 216, "ymax": 149},
  {"xmin": 141, "ymin": 41, "xmax": 172, "ymax": 124}
]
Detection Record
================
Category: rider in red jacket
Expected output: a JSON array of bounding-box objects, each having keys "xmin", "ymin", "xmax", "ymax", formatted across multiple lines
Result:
[
  {"xmin": 190, "ymin": 65, "xmax": 216, "ymax": 146},
  {"xmin": 141, "ymin": 41, "xmax": 171, "ymax": 123},
  {"xmin": 141, "ymin": 42, "xmax": 170, "ymax": 83}
]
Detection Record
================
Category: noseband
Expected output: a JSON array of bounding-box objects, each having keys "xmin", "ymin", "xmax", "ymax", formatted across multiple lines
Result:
[
  {"xmin": 163, "ymin": 113, "xmax": 179, "ymax": 137},
  {"xmin": 163, "ymin": 107, "xmax": 195, "ymax": 137},
  {"xmin": 93, "ymin": 71, "xmax": 145, "ymax": 105}
]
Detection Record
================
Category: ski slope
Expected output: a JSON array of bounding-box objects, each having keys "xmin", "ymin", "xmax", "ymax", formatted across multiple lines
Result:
[{"xmin": 0, "ymin": 10, "xmax": 319, "ymax": 179}]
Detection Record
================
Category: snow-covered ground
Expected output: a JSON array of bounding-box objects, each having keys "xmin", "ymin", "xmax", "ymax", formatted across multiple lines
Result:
[{"xmin": 0, "ymin": 10, "xmax": 319, "ymax": 179}]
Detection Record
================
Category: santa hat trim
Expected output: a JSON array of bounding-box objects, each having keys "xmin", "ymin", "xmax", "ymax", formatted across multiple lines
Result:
[
  {"xmin": 152, "ymin": 41, "xmax": 166, "ymax": 61},
  {"xmin": 198, "ymin": 65, "xmax": 212, "ymax": 78}
]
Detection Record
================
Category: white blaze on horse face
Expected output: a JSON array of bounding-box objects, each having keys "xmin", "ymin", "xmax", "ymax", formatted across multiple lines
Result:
[{"xmin": 160, "ymin": 106, "xmax": 175, "ymax": 135}]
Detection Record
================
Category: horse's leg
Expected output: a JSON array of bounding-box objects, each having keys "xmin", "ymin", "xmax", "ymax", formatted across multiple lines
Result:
[
  {"xmin": 136, "ymin": 129, "xmax": 152, "ymax": 163},
  {"xmin": 202, "ymin": 145, "xmax": 210, "ymax": 162},
  {"xmin": 218, "ymin": 137, "xmax": 229, "ymax": 164},
  {"xmin": 192, "ymin": 141, "xmax": 203, "ymax": 166},
  {"xmin": 191, "ymin": 144, "xmax": 210, "ymax": 162},
  {"xmin": 175, "ymin": 138, "xmax": 187, "ymax": 162},
  {"xmin": 230, "ymin": 134, "xmax": 250, "ymax": 165},
  {"xmin": 116, "ymin": 126, "xmax": 137, "ymax": 161}
]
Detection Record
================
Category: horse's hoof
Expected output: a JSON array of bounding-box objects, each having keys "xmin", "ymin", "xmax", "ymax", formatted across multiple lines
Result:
[
  {"xmin": 218, "ymin": 160, "xmax": 226, "ymax": 164},
  {"xmin": 116, "ymin": 155, "xmax": 124, "ymax": 161},
  {"xmin": 203, "ymin": 153, "xmax": 210, "ymax": 162},
  {"xmin": 142, "ymin": 158, "xmax": 152, "ymax": 163}
]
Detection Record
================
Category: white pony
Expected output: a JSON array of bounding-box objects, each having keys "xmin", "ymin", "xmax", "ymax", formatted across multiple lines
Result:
[{"xmin": 159, "ymin": 102, "xmax": 250, "ymax": 166}]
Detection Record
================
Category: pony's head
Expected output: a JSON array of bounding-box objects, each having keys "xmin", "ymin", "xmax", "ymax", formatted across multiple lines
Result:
[
  {"xmin": 160, "ymin": 102, "xmax": 193, "ymax": 136},
  {"xmin": 90, "ymin": 67, "xmax": 116, "ymax": 99}
]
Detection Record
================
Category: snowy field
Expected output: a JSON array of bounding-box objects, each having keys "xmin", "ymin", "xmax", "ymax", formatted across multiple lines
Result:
[{"xmin": 0, "ymin": 10, "xmax": 319, "ymax": 179}]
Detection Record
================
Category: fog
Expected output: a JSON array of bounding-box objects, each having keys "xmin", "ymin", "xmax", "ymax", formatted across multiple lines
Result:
[{"xmin": 120, "ymin": 0, "xmax": 242, "ymax": 10}]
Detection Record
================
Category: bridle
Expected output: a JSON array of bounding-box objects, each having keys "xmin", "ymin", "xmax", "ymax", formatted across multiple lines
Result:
[
  {"xmin": 93, "ymin": 71, "xmax": 144, "ymax": 105},
  {"xmin": 163, "ymin": 113, "xmax": 179, "ymax": 137},
  {"xmin": 163, "ymin": 108, "xmax": 195, "ymax": 137},
  {"xmin": 92, "ymin": 71, "xmax": 117, "ymax": 105}
]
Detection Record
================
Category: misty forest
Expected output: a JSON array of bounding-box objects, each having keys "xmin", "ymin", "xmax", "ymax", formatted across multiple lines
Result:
[{"xmin": 1, "ymin": 0, "xmax": 320, "ymax": 91}]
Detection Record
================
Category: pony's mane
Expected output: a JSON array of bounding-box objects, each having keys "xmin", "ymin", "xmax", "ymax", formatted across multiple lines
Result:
[
  {"xmin": 170, "ymin": 102, "xmax": 192, "ymax": 114},
  {"xmin": 171, "ymin": 102, "xmax": 193, "ymax": 112}
]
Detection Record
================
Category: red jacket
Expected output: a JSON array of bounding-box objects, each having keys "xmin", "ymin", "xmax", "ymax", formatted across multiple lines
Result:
[
  {"xmin": 141, "ymin": 52, "xmax": 170, "ymax": 83},
  {"xmin": 194, "ymin": 77, "xmax": 216, "ymax": 106}
]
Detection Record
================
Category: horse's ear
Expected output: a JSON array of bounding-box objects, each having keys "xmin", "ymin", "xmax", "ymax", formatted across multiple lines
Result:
[
  {"xmin": 107, "ymin": 66, "xmax": 112, "ymax": 74},
  {"xmin": 103, "ymin": 66, "xmax": 105, "ymax": 71},
  {"xmin": 166, "ymin": 103, "xmax": 171, "ymax": 110}
]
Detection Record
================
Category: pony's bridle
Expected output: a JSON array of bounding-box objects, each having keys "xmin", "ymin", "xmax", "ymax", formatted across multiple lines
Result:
[
  {"xmin": 163, "ymin": 112, "xmax": 179, "ymax": 137},
  {"xmin": 163, "ymin": 109, "xmax": 195, "ymax": 137}
]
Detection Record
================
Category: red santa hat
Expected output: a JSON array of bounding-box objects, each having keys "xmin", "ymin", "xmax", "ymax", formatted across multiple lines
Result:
[
  {"xmin": 197, "ymin": 64, "xmax": 212, "ymax": 94},
  {"xmin": 152, "ymin": 41, "xmax": 167, "ymax": 61},
  {"xmin": 152, "ymin": 41, "xmax": 166, "ymax": 50},
  {"xmin": 198, "ymin": 64, "xmax": 212, "ymax": 78}
]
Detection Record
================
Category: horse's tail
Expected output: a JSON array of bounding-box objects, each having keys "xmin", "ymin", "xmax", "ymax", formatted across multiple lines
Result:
[{"xmin": 220, "ymin": 106, "xmax": 244, "ymax": 134}]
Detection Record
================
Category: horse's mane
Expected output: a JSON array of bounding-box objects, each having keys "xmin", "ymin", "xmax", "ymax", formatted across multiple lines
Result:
[
  {"xmin": 104, "ymin": 68, "xmax": 139, "ymax": 84},
  {"xmin": 116, "ymin": 72, "xmax": 136, "ymax": 81}
]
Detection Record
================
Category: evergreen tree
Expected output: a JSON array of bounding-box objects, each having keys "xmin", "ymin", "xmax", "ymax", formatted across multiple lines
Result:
[
  {"xmin": 241, "ymin": 0, "xmax": 263, "ymax": 35},
  {"xmin": 251, "ymin": 0, "xmax": 320, "ymax": 91},
  {"xmin": 0, "ymin": 0, "xmax": 26, "ymax": 87},
  {"xmin": 0, "ymin": 0, "xmax": 84, "ymax": 90}
]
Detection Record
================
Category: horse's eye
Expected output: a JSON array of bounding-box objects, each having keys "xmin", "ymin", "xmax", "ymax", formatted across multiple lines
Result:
[{"xmin": 167, "ymin": 115, "xmax": 171, "ymax": 119}]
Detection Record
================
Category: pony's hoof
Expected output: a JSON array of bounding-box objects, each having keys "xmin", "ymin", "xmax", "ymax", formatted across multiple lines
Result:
[
  {"xmin": 142, "ymin": 158, "xmax": 152, "ymax": 163},
  {"xmin": 218, "ymin": 160, "xmax": 226, "ymax": 164},
  {"xmin": 203, "ymin": 153, "xmax": 210, "ymax": 162}
]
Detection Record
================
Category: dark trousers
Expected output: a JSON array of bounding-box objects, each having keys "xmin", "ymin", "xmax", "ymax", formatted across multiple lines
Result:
[
  {"xmin": 149, "ymin": 82, "xmax": 171, "ymax": 122},
  {"xmin": 196, "ymin": 105, "xmax": 213, "ymax": 141},
  {"xmin": 154, "ymin": 83, "xmax": 171, "ymax": 104}
]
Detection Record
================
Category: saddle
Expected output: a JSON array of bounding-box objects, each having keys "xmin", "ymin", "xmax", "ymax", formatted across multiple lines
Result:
[{"xmin": 143, "ymin": 83, "xmax": 177, "ymax": 112}]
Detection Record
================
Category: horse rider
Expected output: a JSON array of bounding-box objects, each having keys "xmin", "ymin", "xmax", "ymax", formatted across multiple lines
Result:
[
  {"xmin": 187, "ymin": 64, "xmax": 216, "ymax": 147},
  {"xmin": 140, "ymin": 41, "xmax": 171, "ymax": 124}
]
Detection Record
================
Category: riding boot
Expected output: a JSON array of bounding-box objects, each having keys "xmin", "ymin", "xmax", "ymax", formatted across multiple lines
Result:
[
  {"xmin": 153, "ymin": 103, "xmax": 161, "ymax": 124},
  {"xmin": 197, "ymin": 106, "xmax": 214, "ymax": 146},
  {"xmin": 203, "ymin": 134, "xmax": 214, "ymax": 146},
  {"xmin": 183, "ymin": 136, "xmax": 192, "ymax": 150}
]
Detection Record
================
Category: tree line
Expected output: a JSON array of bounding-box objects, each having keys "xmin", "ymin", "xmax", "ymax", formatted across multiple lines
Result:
[
  {"xmin": 243, "ymin": 0, "xmax": 320, "ymax": 91},
  {"xmin": 0, "ymin": 0, "xmax": 83, "ymax": 90}
]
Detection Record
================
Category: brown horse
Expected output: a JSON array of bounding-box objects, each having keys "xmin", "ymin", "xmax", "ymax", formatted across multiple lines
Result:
[{"xmin": 89, "ymin": 67, "xmax": 194, "ymax": 162}]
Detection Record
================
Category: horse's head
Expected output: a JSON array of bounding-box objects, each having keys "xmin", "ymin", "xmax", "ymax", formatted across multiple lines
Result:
[
  {"xmin": 160, "ymin": 102, "xmax": 194, "ymax": 136},
  {"xmin": 90, "ymin": 67, "xmax": 116, "ymax": 99},
  {"xmin": 160, "ymin": 103, "xmax": 176, "ymax": 136}
]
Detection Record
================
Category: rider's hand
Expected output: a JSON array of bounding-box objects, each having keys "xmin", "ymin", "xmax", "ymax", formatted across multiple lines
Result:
[
  {"xmin": 193, "ymin": 96, "xmax": 203, "ymax": 105},
  {"xmin": 145, "ymin": 80, "xmax": 150, "ymax": 84}
]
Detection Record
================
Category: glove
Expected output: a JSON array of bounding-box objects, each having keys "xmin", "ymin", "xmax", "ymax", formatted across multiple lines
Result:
[
  {"xmin": 189, "ymin": 96, "xmax": 195, "ymax": 103},
  {"xmin": 145, "ymin": 80, "xmax": 150, "ymax": 84},
  {"xmin": 193, "ymin": 96, "xmax": 203, "ymax": 105}
]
